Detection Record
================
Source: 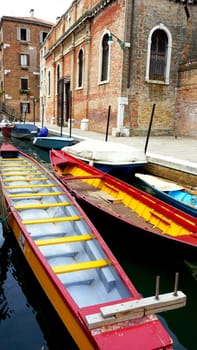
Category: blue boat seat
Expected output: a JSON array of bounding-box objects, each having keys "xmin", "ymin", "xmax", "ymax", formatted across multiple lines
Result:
[
  {"xmin": 84, "ymin": 240, "xmax": 116, "ymax": 292},
  {"xmin": 99, "ymin": 267, "xmax": 116, "ymax": 293},
  {"xmin": 46, "ymin": 205, "xmax": 67, "ymax": 217},
  {"xmin": 63, "ymin": 278, "xmax": 94, "ymax": 288},
  {"xmin": 45, "ymin": 251, "xmax": 79, "ymax": 262},
  {"xmin": 31, "ymin": 232, "xmax": 67, "ymax": 240}
]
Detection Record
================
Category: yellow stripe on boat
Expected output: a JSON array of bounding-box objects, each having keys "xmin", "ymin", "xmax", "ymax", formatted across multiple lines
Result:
[
  {"xmin": 35, "ymin": 234, "xmax": 93, "ymax": 246},
  {"xmin": 1, "ymin": 164, "xmax": 35, "ymax": 167},
  {"xmin": 0, "ymin": 172, "xmax": 43, "ymax": 176},
  {"xmin": 4, "ymin": 177, "xmax": 49, "ymax": 182},
  {"xmin": 53, "ymin": 259, "xmax": 108, "ymax": 274},
  {"xmin": 0, "ymin": 166, "xmax": 40, "ymax": 171},
  {"xmin": 14, "ymin": 201, "xmax": 70, "ymax": 210},
  {"xmin": 8, "ymin": 191, "xmax": 63, "ymax": 198},
  {"xmin": 4, "ymin": 184, "xmax": 55, "ymax": 189},
  {"xmin": 22, "ymin": 216, "xmax": 81, "ymax": 225},
  {"xmin": 0, "ymin": 158, "xmax": 28, "ymax": 162}
]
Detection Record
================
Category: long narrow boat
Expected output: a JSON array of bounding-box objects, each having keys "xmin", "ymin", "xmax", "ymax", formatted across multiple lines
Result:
[
  {"xmin": 135, "ymin": 173, "xmax": 197, "ymax": 218},
  {"xmin": 50, "ymin": 149, "xmax": 197, "ymax": 252},
  {"xmin": 0, "ymin": 144, "xmax": 186, "ymax": 350}
]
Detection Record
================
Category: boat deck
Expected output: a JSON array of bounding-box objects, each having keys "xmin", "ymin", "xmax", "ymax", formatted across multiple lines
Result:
[{"xmin": 61, "ymin": 176, "xmax": 162, "ymax": 234}]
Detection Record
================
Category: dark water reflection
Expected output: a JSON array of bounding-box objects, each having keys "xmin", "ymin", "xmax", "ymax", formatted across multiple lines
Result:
[{"xmin": 0, "ymin": 134, "xmax": 196, "ymax": 349}]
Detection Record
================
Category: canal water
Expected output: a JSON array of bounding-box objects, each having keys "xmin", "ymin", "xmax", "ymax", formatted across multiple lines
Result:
[{"xmin": 0, "ymin": 135, "xmax": 196, "ymax": 350}]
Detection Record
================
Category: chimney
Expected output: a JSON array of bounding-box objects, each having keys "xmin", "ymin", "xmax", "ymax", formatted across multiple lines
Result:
[{"xmin": 30, "ymin": 9, "xmax": 34, "ymax": 17}]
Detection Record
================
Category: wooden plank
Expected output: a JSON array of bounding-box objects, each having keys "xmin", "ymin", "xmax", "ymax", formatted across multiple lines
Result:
[
  {"xmin": 22, "ymin": 215, "xmax": 81, "ymax": 225},
  {"xmin": 5, "ymin": 184, "xmax": 55, "ymax": 189},
  {"xmin": 1, "ymin": 164, "xmax": 35, "ymax": 167},
  {"xmin": 14, "ymin": 201, "xmax": 70, "ymax": 209},
  {"xmin": 91, "ymin": 191, "xmax": 121, "ymax": 204},
  {"xmin": 8, "ymin": 191, "xmax": 63, "ymax": 198},
  {"xmin": 53, "ymin": 259, "xmax": 108, "ymax": 274},
  {"xmin": 0, "ymin": 172, "xmax": 43, "ymax": 176},
  {"xmin": 0, "ymin": 167, "xmax": 39, "ymax": 171},
  {"xmin": 0, "ymin": 158, "xmax": 27, "ymax": 162},
  {"xmin": 35, "ymin": 234, "xmax": 93, "ymax": 246},
  {"xmin": 64, "ymin": 174, "xmax": 104, "ymax": 181},
  {"xmin": 135, "ymin": 173, "xmax": 184, "ymax": 192},
  {"xmin": 4, "ymin": 177, "xmax": 49, "ymax": 182},
  {"xmin": 86, "ymin": 291, "xmax": 186, "ymax": 329},
  {"xmin": 149, "ymin": 210, "xmax": 171, "ymax": 225},
  {"xmin": 101, "ymin": 291, "xmax": 186, "ymax": 317}
]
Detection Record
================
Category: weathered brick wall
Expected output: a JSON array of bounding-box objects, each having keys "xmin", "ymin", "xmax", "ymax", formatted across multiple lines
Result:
[
  {"xmin": 175, "ymin": 61, "xmax": 197, "ymax": 137},
  {"xmin": 44, "ymin": 0, "xmax": 197, "ymax": 136},
  {"xmin": 126, "ymin": 0, "xmax": 197, "ymax": 136},
  {"xmin": 1, "ymin": 17, "xmax": 52, "ymax": 121}
]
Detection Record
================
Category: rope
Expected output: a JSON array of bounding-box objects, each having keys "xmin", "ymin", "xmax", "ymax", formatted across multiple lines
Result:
[
  {"xmin": 0, "ymin": 207, "xmax": 11, "ymax": 223},
  {"xmin": 0, "ymin": 214, "xmax": 10, "ymax": 223}
]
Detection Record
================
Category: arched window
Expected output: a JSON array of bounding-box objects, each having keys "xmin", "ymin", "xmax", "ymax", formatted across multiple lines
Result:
[
  {"xmin": 57, "ymin": 64, "xmax": 60, "ymax": 94},
  {"xmin": 100, "ymin": 33, "xmax": 110, "ymax": 82},
  {"xmin": 146, "ymin": 24, "xmax": 172, "ymax": 84},
  {"xmin": 78, "ymin": 49, "xmax": 83, "ymax": 88}
]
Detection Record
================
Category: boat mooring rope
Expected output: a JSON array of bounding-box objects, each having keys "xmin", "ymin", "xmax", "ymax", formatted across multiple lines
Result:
[{"xmin": 0, "ymin": 207, "xmax": 11, "ymax": 223}]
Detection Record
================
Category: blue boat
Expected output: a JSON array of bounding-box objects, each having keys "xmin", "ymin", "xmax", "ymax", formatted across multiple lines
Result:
[
  {"xmin": 11, "ymin": 123, "xmax": 39, "ymax": 140},
  {"xmin": 135, "ymin": 173, "xmax": 197, "ymax": 218},
  {"xmin": 33, "ymin": 135, "xmax": 76, "ymax": 150}
]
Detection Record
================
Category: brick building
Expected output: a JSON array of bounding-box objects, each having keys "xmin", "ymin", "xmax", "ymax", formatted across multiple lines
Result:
[
  {"xmin": 41, "ymin": 0, "xmax": 197, "ymax": 137},
  {"xmin": 0, "ymin": 10, "xmax": 53, "ymax": 122}
]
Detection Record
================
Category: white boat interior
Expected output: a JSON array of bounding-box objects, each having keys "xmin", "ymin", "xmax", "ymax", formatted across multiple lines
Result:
[{"xmin": 0, "ymin": 157, "xmax": 131, "ymax": 308}]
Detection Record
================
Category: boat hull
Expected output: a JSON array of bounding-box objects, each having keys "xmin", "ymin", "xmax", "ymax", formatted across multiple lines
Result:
[
  {"xmin": 62, "ymin": 139, "xmax": 147, "ymax": 174},
  {"xmin": 33, "ymin": 136, "xmax": 76, "ymax": 150},
  {"xmin": 50, "ymin": 149, "xmax": 197, "ymax": 256},
  {"xmin": 11, "ymin": 123, "xmax": 39, "ymax": 139},
  {"xmin": 135, "ymin": 173, "xmax": 197, "ymax": 218}
]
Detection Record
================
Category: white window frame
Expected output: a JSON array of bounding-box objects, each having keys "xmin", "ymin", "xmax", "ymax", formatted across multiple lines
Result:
[
  {"xmin": 98, "ymin": 30, "xmax": 111, "ymax": 85},
  {"xmin": 146, "ymin": 23, "xmax": 172, "ymax": 85},
  {"xmin": 20, "ymin": 53, "xmax": 29, "ymax": 67},
  {"xmin": 17, "ymin": 27, "xmax": 30, "ymax": 42},
  {"xmin": 77, "ymin": 48, "xmax": 84, "ymax": 89}
]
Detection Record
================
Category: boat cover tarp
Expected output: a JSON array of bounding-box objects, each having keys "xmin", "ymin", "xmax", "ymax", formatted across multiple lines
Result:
[{"xmin": 62, "ymin": 139, "xmax": 146, "ymax": 165}]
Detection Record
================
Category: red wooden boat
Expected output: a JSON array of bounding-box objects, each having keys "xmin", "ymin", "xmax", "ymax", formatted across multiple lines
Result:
[
  {"xmin": 0, "ymin": 143, "xmax": 186, "ymax": 350},
  {"xmin": 50, "ymin": 149, "xmax": 197, "ymax": 252},
  {"xmin": 1, "ymin": 124, "xmax": 14, "ymax": 138}
]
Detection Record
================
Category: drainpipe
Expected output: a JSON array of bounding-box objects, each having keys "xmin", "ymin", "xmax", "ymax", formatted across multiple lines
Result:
[{"xmin": 127, "ymin": 0, "xmax": 135, "ymax": 88}]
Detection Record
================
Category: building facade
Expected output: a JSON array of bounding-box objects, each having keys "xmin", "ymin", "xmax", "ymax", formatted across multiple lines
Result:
[
  {"xmin": 0, "ymin": 11, "xmax": 53, "ymax": 122},
  {"xmin": 41, "ymin": 0, "xmax": 197, "ymax": 137}
]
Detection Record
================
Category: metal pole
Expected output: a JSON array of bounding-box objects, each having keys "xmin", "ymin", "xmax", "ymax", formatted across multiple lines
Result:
[
  {"xmin": 144, "ymin": 103, "xmax": 156, "ymax": 154},
  {"xmin": 41, "ymin": 104, "xmax": 44, "ymax": 128},
  {"xmin": 105, "ymin": 105, "xmax": 111, "ymax": 142},
  {"xmin": 33, "ymin": 98, "xmax": 36, "ymax": 125}
]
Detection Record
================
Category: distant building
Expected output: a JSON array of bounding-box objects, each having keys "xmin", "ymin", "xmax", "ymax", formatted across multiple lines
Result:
[
  {"xmin": 41, "ymin": 0, "xmax": 197, "ymax": 137},
  {"xmin": 0, "ymin": 10, "xmax": 53, "ymax": 122}
]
